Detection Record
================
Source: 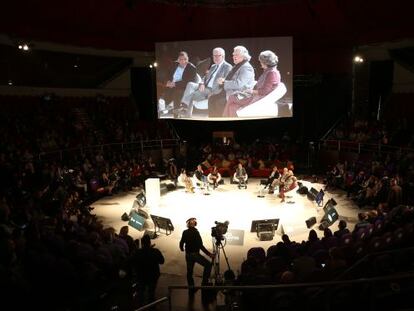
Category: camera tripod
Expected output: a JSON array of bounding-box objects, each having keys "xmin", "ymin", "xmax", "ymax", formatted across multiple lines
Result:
[{"xmin": 211, "ymin": 237, "xmax": 232, "ymax": 285}]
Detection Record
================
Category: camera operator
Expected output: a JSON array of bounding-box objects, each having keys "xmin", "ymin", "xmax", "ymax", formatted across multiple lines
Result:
[{"xmin": 179, "ymin": 217, "xmax": 214, "ymax": 295}]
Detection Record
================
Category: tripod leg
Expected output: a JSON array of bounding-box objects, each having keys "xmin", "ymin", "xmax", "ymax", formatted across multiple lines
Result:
[{"xmin": 220, "ymin": 245, "xmax": 232, "ymax": 273}]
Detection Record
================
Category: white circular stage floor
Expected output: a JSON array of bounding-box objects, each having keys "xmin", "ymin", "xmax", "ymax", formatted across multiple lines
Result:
[{"xmin": 91, "ymin": 178, "xmax": 360, "ymax": 277}]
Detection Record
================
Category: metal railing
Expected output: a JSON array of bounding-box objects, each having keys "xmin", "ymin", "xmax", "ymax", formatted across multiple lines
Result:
[
  {"xmin": 166, "ymin": 271, "xmax": 414, "ymax": 311},
  {"xmin": 133, "ymin": 247, "xmax": 414, "ymax": 311},
  {"xmin": 135, "ymin": 297, "xmax": 169, "ymax": 311},
  {"xmin": 36, "ymin": 138, "xmax": 180, "ymax": 162}
]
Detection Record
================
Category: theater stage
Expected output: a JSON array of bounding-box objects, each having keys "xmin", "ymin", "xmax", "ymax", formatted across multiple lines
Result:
[{"xmin": 91, "ymin": 177, "xmax": 360, "ymax": 279}]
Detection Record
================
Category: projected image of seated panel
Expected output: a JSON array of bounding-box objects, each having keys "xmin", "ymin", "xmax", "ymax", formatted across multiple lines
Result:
[{"xmin": 155, "ymin": 37, "xmax": 293, "ymax": 121}]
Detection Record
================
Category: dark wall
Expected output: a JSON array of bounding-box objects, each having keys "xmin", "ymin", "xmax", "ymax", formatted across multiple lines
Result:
[
  {"xmin": 131, "ymin": 67, "xmax": 156, "ymax": 121},
  {"xmin": 369, "ymin": 60, "xmax": 394, "ymax": 118}
]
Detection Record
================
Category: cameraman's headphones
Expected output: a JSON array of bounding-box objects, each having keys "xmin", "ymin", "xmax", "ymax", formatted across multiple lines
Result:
[{"xmin": 186, "ymin": 217, "xmax": 197, "ymax": 227}]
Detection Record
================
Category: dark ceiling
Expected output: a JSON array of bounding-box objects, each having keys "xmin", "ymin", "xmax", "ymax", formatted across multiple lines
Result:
[
  {"xmin": 0, "ymin": 44, "xmax": 132, "ymax": 88},
  {"xmin": 1, "ymin": 0, "xmax": 413, "ymax": 51},
  {"xmin": 0, "ymin": 0, "xmax": 413, "ymax": 86}
]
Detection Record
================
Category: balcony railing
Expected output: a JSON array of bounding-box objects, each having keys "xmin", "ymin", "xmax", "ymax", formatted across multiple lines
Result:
[{"xmin": 37, "ymin": 138, "xmax": 180, "ymax": 162}]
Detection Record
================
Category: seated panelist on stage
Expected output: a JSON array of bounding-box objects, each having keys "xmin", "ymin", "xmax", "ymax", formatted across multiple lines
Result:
[
  {"xmin": 207, "ymin": 166, "xmax": 222, "ymax": 189},
  {"xmin": 269, "ymin": 167, "xmax": 288, "ymax": 194},
  {"xmin": 265, "ymin": 165, "xmax": 280, "ymax": 189},
  {"xmin": 279, "ymin": 169, "xmax": 298, "ymax": 202},
  {"xmin": 193, "ymin": 164, "xmax": 206, "ymax": 187},
  {"xmin": 158, "ymin": 51, "xmax": 197, "ymax": 118},
  {"xmin": 233, "ymin": 163, "xmax": 248, "ymax": 188},
  {"xmin": 180, "ymin": 47, "xmax": 233, "ymax": 117},
  {"xmin": 178, "ymin": 169, "xmax": 195, "ymax": 193}
]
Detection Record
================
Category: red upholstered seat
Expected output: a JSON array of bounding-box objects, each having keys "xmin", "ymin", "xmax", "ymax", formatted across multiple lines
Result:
[{"xmin": 251, "ymin": 168, "xmax": 272, "ymax": 178}]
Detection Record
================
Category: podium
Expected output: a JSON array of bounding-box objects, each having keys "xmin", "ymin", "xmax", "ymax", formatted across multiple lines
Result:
[{"xmin": 145, "ymin": 178, "xmax": 160, "ymax": 208}]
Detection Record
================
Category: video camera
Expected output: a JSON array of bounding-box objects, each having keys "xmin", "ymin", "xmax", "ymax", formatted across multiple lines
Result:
[{"xmin": 211, "ymin": 220, "xmax": 229, "ymax": 241}]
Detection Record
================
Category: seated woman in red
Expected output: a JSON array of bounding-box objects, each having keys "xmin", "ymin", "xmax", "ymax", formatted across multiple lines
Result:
[
  {"xmin": 279, "ymin": 170, "xmax": 297, "ymax": 202},
  {"xmin": 222, "ymin": 50, "xmax": 280, "ymax": 117}
]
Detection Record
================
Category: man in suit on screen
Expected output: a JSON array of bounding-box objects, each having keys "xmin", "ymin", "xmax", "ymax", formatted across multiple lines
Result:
[
  {"xmin": 208, "ymin": 45, "xmax": 255, "ymax": 117},
  {"xmin": 179, "ymin": 47, "xmax": 232, "ymax": 117}
]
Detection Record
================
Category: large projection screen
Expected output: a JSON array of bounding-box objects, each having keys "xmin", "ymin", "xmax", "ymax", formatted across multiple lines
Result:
[{"xmin": 155, "ymin": 37, "xmax": 292, "ymax": 121}]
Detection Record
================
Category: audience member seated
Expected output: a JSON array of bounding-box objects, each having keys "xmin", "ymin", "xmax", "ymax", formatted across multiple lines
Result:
[
  {"xmin": 334, "ymin": 220, "xmax": 350, "ymax": 239},
  {"xmin": 325, "ymin": 162, "xmax": 345, "ymax": 190},
  {"xmin": 387, "ymin": 177, "xmax": 403, "ymax": 209},
  {"xmin": 353, "ymin": 212, "xmax": 371, "ymax": 235},
  {"xmin": 291, "ymin": 244, "xmax": 316, "ymax": 282}
]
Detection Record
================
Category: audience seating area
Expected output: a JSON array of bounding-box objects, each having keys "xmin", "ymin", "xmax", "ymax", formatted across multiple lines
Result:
[{"xmin": 1, "ymin": 95, "xmax": 414, "ymax": 310}]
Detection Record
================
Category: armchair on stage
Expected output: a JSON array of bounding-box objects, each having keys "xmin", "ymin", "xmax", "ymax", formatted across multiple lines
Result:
[
  {"xmin": 190, "ymin": 82, "xmax": 287, "ymax": 118},
  {"xmin": 236, "ymin": 82, "xmax": 287, "ymax": 118}
]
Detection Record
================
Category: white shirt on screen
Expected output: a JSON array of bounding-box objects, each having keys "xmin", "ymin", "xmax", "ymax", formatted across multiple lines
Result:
[{"xmin": 173, "ymin": 65, "xmax": 185, "ymax": 83}]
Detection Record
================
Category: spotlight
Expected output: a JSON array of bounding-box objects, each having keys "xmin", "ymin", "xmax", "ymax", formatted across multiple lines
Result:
[
  {"xmin": 354, "ymin": 55, "xmax": 364, "ymax": 63},
  {"xmin": 149, "ymin": 64, "xmax": 153, "ymax": 68},
  {"xmin": 18, "ymin": 43, "xmax": 30, "ymax": 51},
  {"xmin": 8, "ymin": 80, "xmax": 13, "ymax": 86},
  {"xmin": 153, "ymin": 62, "xmax": 158, "ymax": 67}
]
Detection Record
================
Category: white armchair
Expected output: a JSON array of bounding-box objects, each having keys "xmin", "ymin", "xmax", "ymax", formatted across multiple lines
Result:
[{"xmin": 236, "ymin": 82, "xmax": 287, "ymax": 118}]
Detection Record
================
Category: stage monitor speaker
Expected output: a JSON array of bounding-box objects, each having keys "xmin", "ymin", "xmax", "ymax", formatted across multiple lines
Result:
[
  {"xmin": 307, "ymin": 187, "xmax": 319, "ymax": 201},
  {"xmin": 166, "ymin": 183, "xmax": 176, "ymax": 191},
  {"xmin": 121, "ymin": 212, "xmax": 130, "ymax": 221},
  {"xmin": 319, "ymin": 204, "xmax": 339, "ymax": 230},
  {"xmin": 297, "ymin": 185, "xmax": 309, "ymax": 195},
  {"xmin": 305, "ymin": 216, "xmax": 317, "ymax": 229},
  {"xmin": 151, "ymin": 214, "xmax": 174, "ymax": 235},
  {"xmin": 324, "ymin": 198, "xmax": 337, "ymax": 210},
  {"xmin": 128, "ymin": 210, "xmax": 146, "ymax": 231},
  {"xmin": 136, "ymin": 192, "xmax": 146, "ymax": 207},
  {"xmin": 143, "ymin": 230, "xmax": 157, "ymax": 239},
  {"xmin": 137, "ymin": 208, "xmax": 149, "ymax": 219},
  {"xmin": 257, "ymin": 222, "xmax": 275, "ymax": 241},
  {"xmin": 325, "ymin": 205, "xmax": 339, "ymax": 224},
  {"xmin": 258, "ymin": 232, "xmax": 274, "ymax": 241},
  {"xmin": 250, "ymin": 219, "xmax": 279, "ymax": 233}
]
